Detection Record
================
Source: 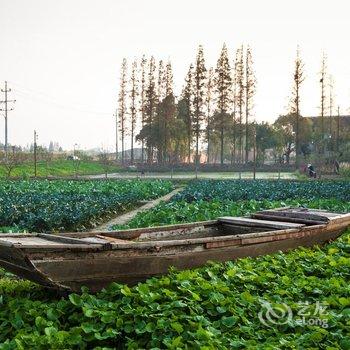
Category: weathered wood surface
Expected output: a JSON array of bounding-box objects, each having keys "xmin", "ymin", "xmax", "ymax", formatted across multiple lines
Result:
[
  {"xmin": 255, "ymin": 208, "xmax": 331, "ymax": 222},
  {"xmin": 0, "ymin": 208, "xmax": 349, "ymax": 292},
  {"xmin": 95, "ymin": 235, "xmax": 131, "ymax": 244},
  {"xmin": 218, "ymin": 217, "xmax": 304, "ymax": 229},
  {"xmin": 58, "ymin": 220, "xmax": 218, "ymax": 240},
  {"xmin": 32, "ymin": 227, "xmax": 343, "ymax": 292},
  {"xmin": 252, "ymin": 213, "xmax": 326, "ymax": 225}
]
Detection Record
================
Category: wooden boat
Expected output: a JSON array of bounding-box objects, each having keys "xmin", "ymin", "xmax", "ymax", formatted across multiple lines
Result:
[{"xmin": 0, "ymin": 207, "xmax": 349, "ymax": 293}]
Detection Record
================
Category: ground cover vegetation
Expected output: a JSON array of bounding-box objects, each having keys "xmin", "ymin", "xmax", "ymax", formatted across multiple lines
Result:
[
  {"xmin": 0, "ymin": 179, "xmax": 349, "ymax": 348},
  {"xmin": 0, "ymin": 230, "xmax": 349, "ymax": 349},
  {"xmin": 0, "ymin": 159, "xmax": 121, "ymax": 179},
  {"xmin": 0, "ymin": 179, "xmax": 173, "ymax": 232},
  {"xmin": 116, "ymin": 180, "xmax": 350, "ymax": 229}
]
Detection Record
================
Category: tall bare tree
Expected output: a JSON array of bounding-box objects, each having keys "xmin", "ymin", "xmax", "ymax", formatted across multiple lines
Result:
[
  {"xmin": 157, "ymin": 60, "xmax": 166, "ymax": 102},
  {"xmin": 235, "ymin": 46, "xmax": 245, "ymax": 164},
  {"xmin": 129, "ymin": 60, "xmax": 138, "ymax": 164},
  {"xmin": 205, "ymin": 67, "xmax": 214, "ymax": 163},
  {"xmin": 244, "ymin": 46, "xmax": 256, "ymax": 163},
  {"xmin": 163, "ymin": 61, "xmax": 174, "ymax": 162},
  {"xmin": 165, "ymin": 61, "xmax": 173, "ymax": 97},
  {"xmin": 319, "ymin": 52, "xmax": 327, "ymax": 153},
  {"xmin": 0, "ymin": 147, "xmax": 26, "ymax": 178},
  {"xmin": 336, "ymin": 105, "xmax": 340, "ymax": 152},
  {"xmin": 328, "ymin": 74, "xmax": 334, "ymax": 149},
  {"xmin": 232, "ymin": 54, "xmax": 239, "ymax": 164},
  {"xmin": 192, "ymin": 45, "xmax": 207, "ymax": 171},
  {"xmin": 140, "ymin": 55, "xmax": 147, "ymax": 163},
  {"xmin": 145, "ymin": 56, "xmax": 158, "ymax": 163},
  {"xmin": 118, "ymin": 58, "xmax": 128, "ymax": 164},
  {"xmin": 182, "ymin": 64, "xmax": 194, "ymax": 162},
  {"xmin": 214, "ymin": 43, "xmax": 232, "ymax": 165},
  {"xmin": 98, "ymin": 149, "xmax": 111, "ymax": 179},
  {"xmin": 289, "ymin": 47, "xmax": 304, "ymax": 167}
]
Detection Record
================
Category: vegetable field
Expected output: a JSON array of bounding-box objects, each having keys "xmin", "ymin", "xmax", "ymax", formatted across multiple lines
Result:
[
  {"xmin": 174, "ymin": 180, "xmax": 350, "ymax": 202},
  {"xmin": 116, "ymin": 180, "xmax": 350, "ymax": 229},
  {"xmin": 0, "ymin": 179, "xmax": 350, "ymax": 349},
  {"xmin": 0, "ymin": 180, "xmax": 173, "ymax": 232}
]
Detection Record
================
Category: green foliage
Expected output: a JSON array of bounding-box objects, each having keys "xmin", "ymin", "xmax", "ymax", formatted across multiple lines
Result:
[
  {"xmin": 0, "ymin": 230, "xmax": 349, "ymax": 349},
  {"xmin": 114, "ymin": 180, "xmax": 350, "ymax": 230},
  {"xmin": 116, "ymin": 198, "xmax": 350, "ymax": 229},
  {"xmin": 0, "ymin": 160, "xmax": 121, "ymax": 178},
  {"xmin": 0, "ymin": 179, "xmax": 349, "ymax": 348},
  {"xmin": 340, "ymin": 167, "xmax": 350, "ymax": 178},
  {"xmin": 0, "ymin": 180, "xmax": 173, "ymax": 232},
  {"xmin": 175, "ymin": 180, "xmax": 350, "ymax": 202}
]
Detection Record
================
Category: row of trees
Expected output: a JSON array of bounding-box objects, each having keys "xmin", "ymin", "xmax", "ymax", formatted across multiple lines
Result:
[
  {"xmin": 290, "ymin": 49, "xmax": 346, "ymax": 167},
  {"xmin": 117, "ymin": 46, "xmax": 349, "ymax": 168},
  {"xmin": 117, "ymin": 44, "xmax": 256, "ymax": 165}
]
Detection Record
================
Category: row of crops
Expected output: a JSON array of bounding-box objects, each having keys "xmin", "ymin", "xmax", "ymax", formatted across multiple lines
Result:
[
  {"xmin": 116, "ymin": 179, "xmax": 350, "ymax": 229},
  {"xmin": 0, "ymin": 179, "xmax": 350, "ymax": 348},
  {"xmin": 174, "ymin": 180, "xmax": 350, "ymax": 202},
  {"xmin": 0, "ymin": 180, "xmax": 173, "ymax": 232}
]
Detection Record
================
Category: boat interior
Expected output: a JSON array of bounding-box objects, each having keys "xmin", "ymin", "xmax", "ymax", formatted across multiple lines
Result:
[{"xmin": 0, "ymin": 208, "xmax": 337, "ymax": 248}]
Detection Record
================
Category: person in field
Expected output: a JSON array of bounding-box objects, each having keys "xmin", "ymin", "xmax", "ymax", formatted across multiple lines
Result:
[{"xmin": 307, "ymin": 164, "xmax": 317, "ymax": 178}]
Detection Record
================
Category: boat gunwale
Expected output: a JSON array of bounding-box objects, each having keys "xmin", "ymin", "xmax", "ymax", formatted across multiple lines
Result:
[
  {"xmin": 56, "ymin": 220, "xmax": 220, "ymax": 238},
  {"xmin": 0, "ymin": 212, "xmax": 349, "ymax": 251},
  {"xmin": 0, "ymin": 225, "xmax": 328, "ymax": 251}
]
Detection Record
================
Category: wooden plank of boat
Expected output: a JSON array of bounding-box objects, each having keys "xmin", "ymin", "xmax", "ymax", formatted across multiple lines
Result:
[
  {"xmin": 252, "ymin": 213, "xmax": 326, "ymax": 225},
  {"xmin": 31, "ymin": 225, "xmax": 344, "ymax": 291},
  {"xmin": 0, "ymin": 208, "xmax": 349, "ymax": 292},
  {"xmin": 95, "ymin": 235, "xmax": 132, "ymax": 244},
  {"xmin": 206, "ymin": 224, "xmax": 324, "ymax": 249},
  {"xmin": 0, "ymin": 233, "xmax": 104, "ymax": 250},
  {"xmin": 218, "ymin": 216, "xmax": 304, "ymax": 229},
  {"xmin": 255, "ymin": 208, "xmax": 330, "ymax": 222},
  {"xmin": 56, "ymin": 220, "xmax": 218, "ymax": 240}
]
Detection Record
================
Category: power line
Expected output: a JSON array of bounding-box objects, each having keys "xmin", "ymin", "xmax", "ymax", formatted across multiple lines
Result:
[
  {"xmin": 8, "ymin": 81, "xmax": 111, "ymax": 116},
  {"xmin": 0, "ymin": 81, "xmax": 16, "ymax": 154}
]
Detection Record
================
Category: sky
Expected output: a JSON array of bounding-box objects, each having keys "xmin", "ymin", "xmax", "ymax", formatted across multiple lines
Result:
[{"xmin": 0, "ymin": 0, "xmax": 350, "ymax": 151}]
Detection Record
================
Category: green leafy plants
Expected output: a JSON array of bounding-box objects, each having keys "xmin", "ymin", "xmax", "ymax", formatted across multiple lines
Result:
[
  {"xmin": 0, "ymin": 230, "xmax": 349, "ymax": 349},
  {"xmin": 116, "ymin": 198, "xmax": 350, "ymax": 229},
  {"xmin": 114, "ymin": 179, "xmax": 350, "ymax": 229},
  {"xmin": 0, "ymin": 180, "xmax": 173, "ymax": 232},
  {"xmin": 175, "ymin": 180, "xmax": 350, "ymax": 202},
  {"xmin": 1, "ymin": 179, "xmax": 350, "ymax": 348}
]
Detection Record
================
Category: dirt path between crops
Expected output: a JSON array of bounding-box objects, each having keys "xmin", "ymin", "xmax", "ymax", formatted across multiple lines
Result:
[{"xmin": 90, "ymin": 187, "xmax": 183, "ymax": 232}]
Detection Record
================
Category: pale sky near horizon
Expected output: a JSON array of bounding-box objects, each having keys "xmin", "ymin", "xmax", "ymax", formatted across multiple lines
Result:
[{"xmin": 0, "ymin": 0, "xmax": 349, "ymax": 151}]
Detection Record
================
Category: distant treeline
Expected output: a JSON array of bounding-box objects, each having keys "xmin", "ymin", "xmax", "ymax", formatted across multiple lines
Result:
[{"xmin": 117, "ymin": 45, "xmax": 350, "ymax": 166}]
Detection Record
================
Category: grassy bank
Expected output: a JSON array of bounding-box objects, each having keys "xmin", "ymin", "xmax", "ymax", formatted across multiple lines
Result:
[{"xmin": 0, "ymin": 160, "xmax": 121, "ymax": 178}]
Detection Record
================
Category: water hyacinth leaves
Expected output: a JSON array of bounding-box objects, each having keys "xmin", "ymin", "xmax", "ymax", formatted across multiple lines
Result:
[{"xmin": 0, "ymin": 230, "xmax": 349, "ymax": 348}]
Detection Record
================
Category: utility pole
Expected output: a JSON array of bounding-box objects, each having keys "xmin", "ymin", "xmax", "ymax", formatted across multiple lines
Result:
[
  {"xmin": 329, "ymin": 76, "xmax": 333, "ymax": 136},
  {"xmin": 336, "ymin": 106, "xmax": 340, "ymax": 153},
  {"xmin": 114, "ymin": 110, "xmax": 119, "ymax": 161},
  {"xmin": 0, "ymin": 81, "xmax": 16, "ymax": 155},
  {"xmin": 328, "ymin": 75, "xmax": 334, "ymax": 154},
  {"xmin": 34, "ymin": 130, "xmax": 38, "ymax": 177},
  {"xmin": 253, "ymin": 120, "xmax": 257, "ymax": 180}
]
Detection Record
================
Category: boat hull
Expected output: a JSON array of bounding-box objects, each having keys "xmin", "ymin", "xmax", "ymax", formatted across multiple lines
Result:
[{"xmin": 1, "ymin": 224, "xmax": 345, "ymax": 293}]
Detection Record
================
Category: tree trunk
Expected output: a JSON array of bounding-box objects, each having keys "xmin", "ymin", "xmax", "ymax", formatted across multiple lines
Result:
[{"xmin": 220, "ymin": 126, "xmax": 224, "ymax": 165}]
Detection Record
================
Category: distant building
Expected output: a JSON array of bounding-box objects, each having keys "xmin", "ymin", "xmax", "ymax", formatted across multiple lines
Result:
[{"xmin": 303, "ymin": 115, "xmax": 350, "ymax": 134}]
